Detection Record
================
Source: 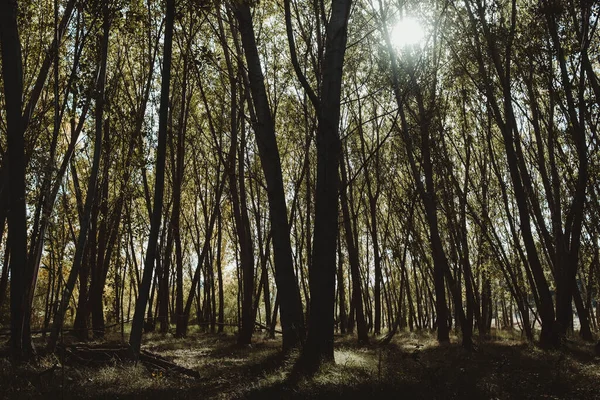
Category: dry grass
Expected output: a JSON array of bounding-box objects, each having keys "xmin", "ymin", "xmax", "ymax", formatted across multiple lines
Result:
[{"xmin": 0, "ymin": 329, "xmax": 599, "ymax": 399}]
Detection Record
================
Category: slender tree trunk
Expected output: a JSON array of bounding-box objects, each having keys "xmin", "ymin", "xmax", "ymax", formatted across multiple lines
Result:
[
  {"xmin": 357, "ymin": 110, "xmax": 382, "ymax": 336},
  {"xmin": 336, "ymin": 236, "xmax": 347, "ymax": 334},
  {"xmin": 233, "ymin": 122, "xmax": 255, "ymax": 346},
  {"xmin": 234, "ymin": 3, "xmax": 305, "ymax": 350},
  {"xmin": 73, "ymin": 244, "xmax": 91, "ymax": 340},
  {"xmin": 176, "ymin": 177, "xmax": 224, "ymax": 336},
  {"xmin": 129, "ymin": 0, "xmax": 175, "ymax": 356},
  {"xmin": 158, "ymin": 218, "xmax": 171, "ymax": 333},
  {"xmin": 0, "ymin": 216, "xmax": 9, "ymax": 318},
  {"xmin": 217, "ymin": 211, "xmax": 225, "ymax": 333},
  {"xmin": 90, "ymin": 119, "xmax": 111, "ymax": 338},
  {"xmin": 340, "ymin": 155, "xmax": 369, "ymax": 344},
  {"xmin": 172, "ymin": 34, "xmax": 191, "ymax": 337}
]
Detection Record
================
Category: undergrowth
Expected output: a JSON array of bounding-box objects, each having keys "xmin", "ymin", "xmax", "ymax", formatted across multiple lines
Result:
[{"xmin": 0, "ymin": 329, "xmax": 599, "ymax": 399}]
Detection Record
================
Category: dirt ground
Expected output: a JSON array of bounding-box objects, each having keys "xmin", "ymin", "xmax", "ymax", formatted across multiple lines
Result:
[{"xmin": 1, "ymin": 329, "xmax": 599, "ymax": 399}]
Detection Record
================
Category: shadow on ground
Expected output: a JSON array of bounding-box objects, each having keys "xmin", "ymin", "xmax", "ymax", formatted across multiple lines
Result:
[
  {"xmin": 1, "ymin": 330, "xmax": 599, "ymax": 399},
  {"xmin": 243, "ymin": 334, "xmax": 600, "ymax": 400}
]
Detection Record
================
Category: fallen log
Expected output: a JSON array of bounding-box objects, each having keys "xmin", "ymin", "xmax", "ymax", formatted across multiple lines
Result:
[
  {"xmin": 254, "ymin": 321, "xmax": 282, "ymax": 334},
  {"xmin": 139, "ymin": 349, "xmax": 200, "ymax": 379},
  {"xmin": 56, "ymin": 344, "xmax": 200, "ymax": 379}
]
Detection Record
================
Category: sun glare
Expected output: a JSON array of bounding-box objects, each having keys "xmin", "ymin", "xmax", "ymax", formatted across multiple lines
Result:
[{"xmin": 390, "ymin": 17, "xmax": 425, "ymax": 48}]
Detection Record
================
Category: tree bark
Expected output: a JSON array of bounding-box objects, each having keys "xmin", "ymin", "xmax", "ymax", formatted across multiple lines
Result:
[
  {"xmin": 233, "ymin": 2, "xmax": 305, "ymax": 351},
  {"xmin": 298, "ymin": 0, "xmax": 353, "ymax": 370},
  {"xmin": 129, "ymin": 0, "xmax": 175, "ymax": 356},
  {"xmin": 340, "ymin": 155, "xmax": 369, "ymax": 344},
  {"xmin": 0, "ymin": 0, "xmax": 28, "ymax": 361}
]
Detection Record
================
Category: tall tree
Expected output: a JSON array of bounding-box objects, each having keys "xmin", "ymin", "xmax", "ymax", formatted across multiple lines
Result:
[
  {"xmin": 1, "ymin": 0, "xmax": 28, "ymax": 362},
  {"xmin": 233, "ymin": 0, "xmax": 306, "ymax": 351},
  {"xmin": 288, "ymin": 0, "xmax": 353, "ymax": 369},
  {"xmin": 129, "ymin": 0, "xmax": 175, "ymax": 356}
]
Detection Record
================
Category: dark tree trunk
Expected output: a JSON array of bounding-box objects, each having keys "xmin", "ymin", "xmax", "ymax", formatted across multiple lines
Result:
[
  {"xmin": 129, "ymin": 0, "xmax": 175, "ymax": 356},
  {"xmin": 232, "ymin": 123, "xmax": 255, "ymax": 346},
  {"xmin": 90, "ymin": 118, "xmax": 111, "ymax": 338},
  {"xmin": 270, "ymin": 294, "xmax": 280, "ymax": 339},
  {"xmin": 0, "ymin": 0, "xmax": 27, "ymax": 360},
  {"xmin": 336, "ymin": 236, "xmax": 347, "ymax": 335},
  {"xmin": 73, "ymin": 244, "xmax": 91, "ymax": 340},
  {"xmin": 217, "ymin": 211, "xmax": 225, "ymax": 333},
  {"xmin": 262, "ymin": 254, "xmax": 272, "ymax": 329},
  {"xmin": 0, "ymin": 214, "xmax": 9, "ymax": 319},
  {"xmin": 157, "ymin": 218, "xmax": 171, "ymax": 333},
  {"xmin": 234, "ymin": 3, "xmax": 305, "ymax": 351},
  {"xmin": 298, "ymin": 0, "xmax": 353, "ymax": 370},
  {"xmin": 172, "ymin": 31, "xmax": 191, "ymax": 337},
  {"xmin": 357, "ymin": 111, "xmax": 382, "ymax": 336},
  {"xmin": 340, "ymin": 155, "xmax": 369, "ymax": 344}
]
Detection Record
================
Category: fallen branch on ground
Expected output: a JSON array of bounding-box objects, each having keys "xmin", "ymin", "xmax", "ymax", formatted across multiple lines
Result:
[
  {"xmin": 56, "ymin": 344, "xmax": 200, "ymax": 379},
  {"xmin": 254, "ymin": 321, "xmax": 282, "ymax": 334}
]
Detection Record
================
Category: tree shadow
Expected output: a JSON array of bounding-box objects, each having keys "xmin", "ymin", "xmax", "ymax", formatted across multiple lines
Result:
[
  {"xmin": 4, "ymin": 333, "xmax": 599, "ymax": 399},
  {"xmin": 242, "ymin": 338, "xmax": 600, "ymax": 400}
]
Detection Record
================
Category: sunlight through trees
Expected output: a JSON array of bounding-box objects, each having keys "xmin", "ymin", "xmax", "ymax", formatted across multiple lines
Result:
[{"xmin": 0, "ymin": 0, "xmax": 599, "ymax": 385}]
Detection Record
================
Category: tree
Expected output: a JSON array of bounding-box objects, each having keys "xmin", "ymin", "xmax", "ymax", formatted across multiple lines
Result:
[
  {"xmin": 288, "ymin": 0, "xmax": 354, "ymax": 369},
  {"xmin": 129, "ymin": 0, "xmax": 175, "ymax": 356},
  {"xmin": 233, "ymin": 0, "xmax": 305, "ymax": 351},
  {"xmin": 339, "ymin": 154, "xmax": 369, "ymax": 343},
  {"xmin": 1, "ymin": 0, "xmax": 27, "ymax": 362}
]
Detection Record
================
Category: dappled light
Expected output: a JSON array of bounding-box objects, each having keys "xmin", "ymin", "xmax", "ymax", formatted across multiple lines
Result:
[
  {"xmin": 0, "ymin": 0, "xmax": 599, "ymax": 397},
  {"xmin": 2, "ymin": 332, "xmax": 599, "ymax": 398}
]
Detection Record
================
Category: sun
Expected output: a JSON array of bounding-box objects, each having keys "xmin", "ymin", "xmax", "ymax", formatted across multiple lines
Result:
[{"xmin": 389, "ymin": 17, "xmax": 425, "ymax": 48}]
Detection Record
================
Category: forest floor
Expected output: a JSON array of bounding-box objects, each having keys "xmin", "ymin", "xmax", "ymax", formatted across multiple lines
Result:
[{"xmin": 1, "ymin": 328, "xmax": 599, "ymax": 399}]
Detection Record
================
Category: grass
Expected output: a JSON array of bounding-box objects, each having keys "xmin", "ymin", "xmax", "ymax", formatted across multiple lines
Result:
[{"xmin": 0, "ymin": 328, "xmax": 599, "ymax": 399}]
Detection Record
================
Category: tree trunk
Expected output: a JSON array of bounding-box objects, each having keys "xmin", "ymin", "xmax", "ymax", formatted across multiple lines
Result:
[
  {"xmin": 340, "ymin": 155, "xmax": 369, "ymax": 344},
  {"xmin": 90, "ymin": 118, "xmax": 111, "ymax": 338},
  {"xmin": 157, "ymin": 217, "xmax": 171, "ymax": 333},
  {"xmin": 234, "ymin": 3, "xmax": 305, "ymax": 351},
  {"xmin": 0, "ymin": 0, "xmax": 27, "ymax": 360},
  {"xmin": 129, "ymin": 0, "xmax": 175, "ymax": 356},
  {"xmin": 298, "ymin": 0, "xmax": 353, "ymax": 370},
  {"xmin": 0, "ymin": 212, "xmax": 9, "ymax": 318},
  {"xmin": 172, "ymin": 32, "xmax": 191, "ymax": 337},
  {"xmin": 217, "ymin": 211, "xmax": 225, "ymax": 333},
  {"xmin": 232, "ymin": 121, "xmax": 255, "ymax": 346},
  {"xmin": 336, "ymin": 236, "xmax": 347, "ymax": 335}
]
